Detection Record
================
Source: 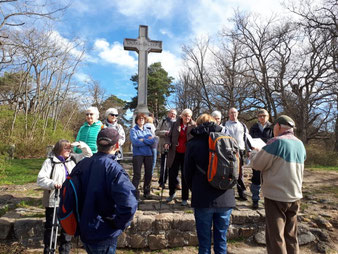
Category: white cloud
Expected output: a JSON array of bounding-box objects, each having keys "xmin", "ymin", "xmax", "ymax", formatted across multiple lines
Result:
[
  {"xmin": 74, "ymin": 72, "xmax": 91, "ymax": 83},
  {"xmin": 93, "ymin": 39, "xmax": 137, "ymax": 68},
  {"xmin": 149, "ymin": 50, "xmax": 183, "ymax": 80},
  {"xmin": 49, "ymin": 30, "xmax": 85, "ymax": 60},
  {"xmin": 112, "ymin": 0, "xmax": 178, "ymax": 19},
  {"xmin": 187, "ymin": 0, "xmax": 286, "ymax": 39}
]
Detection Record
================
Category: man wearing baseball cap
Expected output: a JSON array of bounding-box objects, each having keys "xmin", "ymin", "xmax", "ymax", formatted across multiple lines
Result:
[
  {"xmin": 75, "ymin": 128, "xmax": 138, "ymax": 253},
  {"xmin": 251, "ymin": 115, "xmax": 306, "ymax": 254}
]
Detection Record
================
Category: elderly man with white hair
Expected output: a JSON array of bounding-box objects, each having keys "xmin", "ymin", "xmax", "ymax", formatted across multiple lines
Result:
[
  {"xmin": 74, "ymin": 106, "xmax": 103, "ymax": 154},
  {"xmin": 251, "ymin": 115, "xmax": 306, "ymax": 254}
]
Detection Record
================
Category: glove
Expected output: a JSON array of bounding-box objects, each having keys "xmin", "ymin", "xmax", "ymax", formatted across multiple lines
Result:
[{"xmin": 71, "ymin": 141, "xmax": 93, "ymax": 157}]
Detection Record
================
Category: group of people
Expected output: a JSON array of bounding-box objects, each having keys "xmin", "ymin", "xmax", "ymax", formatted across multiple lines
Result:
[{"xmin": 37, "ymin": 105, "xmax": 306, "ymax": 254}]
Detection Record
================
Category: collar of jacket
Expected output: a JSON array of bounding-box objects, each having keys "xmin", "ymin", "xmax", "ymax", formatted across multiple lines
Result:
[{"xmin": 84, "ymin": 120, "xmax": 102, "ymax": 127}]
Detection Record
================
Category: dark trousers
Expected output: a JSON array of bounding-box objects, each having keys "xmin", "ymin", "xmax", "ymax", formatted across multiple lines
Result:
[
  {"xmin": 264, "ymin": 198, "xmax": 300, "ymax": 254},
  {"xmin": 44, "ymin": 207, "xmax": 71, "ymax": 254},
  {"xmin": 237, "ymin": 151, "xmax": 246, "ymax": 195},
  {"xmin": 158, "ymin": 153, "xmax": 168, "ymax": 186},
  {"xmin": 168, "ymin": 152, "xmax": 189, "ymax": 200},
  {"xmin": 132, "ymin": 155, "xmax": 153, "ymax": 198}
]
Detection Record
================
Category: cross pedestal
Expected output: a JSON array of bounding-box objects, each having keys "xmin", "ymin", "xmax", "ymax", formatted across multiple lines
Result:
[{"xmin": 124, "ymin": 25, "xmax": 162, "ymax": 115}]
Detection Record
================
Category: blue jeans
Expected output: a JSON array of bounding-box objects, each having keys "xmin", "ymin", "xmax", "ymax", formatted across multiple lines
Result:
[
  {"xmin": 151, "ymin": 148, "xmax": 157, "ymax": 174},
  {"xmin": 83, "ymin": 238, "xmax": 117, "ymax": 254},
  {"xmin": 194, "ymin": 207, "xmax": 233, "ymax": 254}
]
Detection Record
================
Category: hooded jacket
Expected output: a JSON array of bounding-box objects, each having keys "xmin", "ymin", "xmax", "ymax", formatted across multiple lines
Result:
[
  {"xmin": 184, "ymin": 122, "xmax": 236, "ymax": 208},
  {"xmin": 77, "ymin": 153, "xmax": 138, "ymax": 244}
]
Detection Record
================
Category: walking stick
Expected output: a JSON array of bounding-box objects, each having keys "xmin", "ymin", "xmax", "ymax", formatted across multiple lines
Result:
[
  {"xmin": 49, "ymin": 188, "xmax": 60, "ymax": 253},
  {"xmin": 159, "ymin": 150, "xmax": 168, "ymax": 212}
]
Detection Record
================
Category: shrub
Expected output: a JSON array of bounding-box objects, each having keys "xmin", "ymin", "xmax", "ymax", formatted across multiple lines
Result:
[{"xmin": 305, "ymin": 144, "xmax": 338, "ymax": 167}]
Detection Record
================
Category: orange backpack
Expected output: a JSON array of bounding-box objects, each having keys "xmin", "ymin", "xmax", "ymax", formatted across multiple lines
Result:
[{"xmin": 198, "ymin": 132, "xmax": 240, "ymax": 190}]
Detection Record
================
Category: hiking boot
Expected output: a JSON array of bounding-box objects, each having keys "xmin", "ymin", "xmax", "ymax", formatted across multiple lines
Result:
[
  {"xmin": 166, "ymin": 193, "xmax": 176, "ymax": 202},
  {"xmin": 252, "ymin": 201, "xmax": 259, "ymax": 210},
  {"xmin": 181, "ymin": 200, "xmax": 188, "ymax": 206}
]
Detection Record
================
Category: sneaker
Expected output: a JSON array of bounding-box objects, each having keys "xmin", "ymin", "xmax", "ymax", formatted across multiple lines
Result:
[
  {"xmin": 166, "ymin": 193, "xmax": 176, "ymax": 202},
  {"xmin": 181, "ymin": 200, "xmax": 188, "ymax": 206},
  {"xmin": 252, "ymin": 201, "xmax": 259, "ymax": 210}
]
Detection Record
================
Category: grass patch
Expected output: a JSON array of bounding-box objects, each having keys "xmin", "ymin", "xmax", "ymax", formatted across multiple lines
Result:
[
  {"xmin": 0, "ymin": 205, "xmax": 9, "ymax": 217},
  {"xmin": 17, "ymin": 199, "xmax": 43, "ymax": 208},
  {"xmin": 306, "ymin": 166, "xmax": 338, "ymax": 171},
  {"xmin": 0, "ymin": 158, "xmax": 45, "ymax": 185}
]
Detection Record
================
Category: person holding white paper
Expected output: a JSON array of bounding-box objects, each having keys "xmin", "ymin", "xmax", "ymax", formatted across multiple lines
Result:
[{"xmin": 249, "ymin": 109, "xmax": 273, "ymax": 209}]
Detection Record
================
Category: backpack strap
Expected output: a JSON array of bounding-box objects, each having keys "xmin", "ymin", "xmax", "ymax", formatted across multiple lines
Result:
[
  {"xmin": 49, "ymin": 158, "xmax": 62, "ymax": 179},
  {"xmin": 240, "ymin": 122, "xmax": 252, "ymax": 151}
]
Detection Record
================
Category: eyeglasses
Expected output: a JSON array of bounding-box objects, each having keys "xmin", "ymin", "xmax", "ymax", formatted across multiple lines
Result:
[
  {"xmin": 109, "ymin": 114, "xmax": 118, "ymax": 117},
  {"xmin": 86, "ymin": 113, "xmax": 94, "ymax": 116}
]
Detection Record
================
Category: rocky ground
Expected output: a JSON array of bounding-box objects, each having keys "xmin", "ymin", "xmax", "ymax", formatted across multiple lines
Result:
[{"xmin": 0, "ymin": 167, "xmax": 337, "ymax": 254}]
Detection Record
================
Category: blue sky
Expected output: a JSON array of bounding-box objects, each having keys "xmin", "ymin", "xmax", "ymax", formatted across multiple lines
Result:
[{"xmin": 55, "ymin": 0, "xmax": 287, "ymax": 106}]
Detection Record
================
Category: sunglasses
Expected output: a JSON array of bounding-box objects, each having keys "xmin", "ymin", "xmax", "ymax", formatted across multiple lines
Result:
[
  {"xmin": 109, "ymin": 114, "xmax": 118, "ymax": 117},
  {"xmin": 86, "ymin": 113, "xmax": 94, "ymax": 116}
]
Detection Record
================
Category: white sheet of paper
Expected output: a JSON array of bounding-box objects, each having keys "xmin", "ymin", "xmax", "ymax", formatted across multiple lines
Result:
[{"xmin": 248, "ymin": 137, "xmax": 266, "ymax": 150}]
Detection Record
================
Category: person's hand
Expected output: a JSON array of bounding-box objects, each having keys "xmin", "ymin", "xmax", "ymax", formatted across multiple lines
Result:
[
  {"xmin": 147, "ymin": 136, "xmax": 153, "ymax": 139},
  {"xmin": 164, "ymin": 144, "xmax": 169, "ymax": 150},
  {"xmin": 165, "ymin": 130, "xmax": 170, "ymax": 136},
  {"xmin": 139, "ymin": 138, "xmax": 144, "ymax": 142},
  {"xmin": 54, "ymin": 183, "xmax": 62, "ymax": 189}
]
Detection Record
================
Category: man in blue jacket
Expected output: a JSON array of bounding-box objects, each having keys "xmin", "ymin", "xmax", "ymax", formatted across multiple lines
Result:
[{"xmin": 77, "ymin": 128, "xmax": 138, "ymax": 254}]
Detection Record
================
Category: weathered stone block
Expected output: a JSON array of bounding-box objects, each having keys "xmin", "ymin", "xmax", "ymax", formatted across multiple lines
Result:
[
  {"xmin": 185, "ymin": 231, "xmax": 199, "ymax": 246},
  {"xmin": 167, "ymin": 229, "xmax": 186, "ymax": 247},
  {"xmin": 117, "ymin": 232, "xmax": 127, "ymax": 248},
  {"xmin": 129, "ymin": 233, "xmax": 148, "ymax": 248},
  {"xmin": 137, "ymin": 215, "xmax": 155, "ymax": 231},
  {"xmin": 14, "ymin": 218, "xmax": 44, "ymax": 247},
  {"xmin": 154, "ymin": 213, "xmax": 173, "ymax": 230},
  {"xmin": 172, "ymin": 213, "xmax": 195, "ymax": 231},
  {"xmin": 239, "ymin": 226, "xmax": 256, "ymax": 238},
  {"xmin": 254, "ymin": 229, "xmax": 266, "ymax": 245},
  {"xmin": 231, "ymin": 210, "xmax": 262, "ymax": 225},
  {"xmin": 298, "ymin": 231, "xmax": 316, "ymax": 246},
  {"xmin": 148, "ymin": 234, "xmax": 167, "ymax": 250},
  {"xmin": 228, "ymin": 225, "xmax": 240, "ymax": 240},
  {"xmin": 0, "ymin": 218, "xmax": 12, "ymax": 240}
]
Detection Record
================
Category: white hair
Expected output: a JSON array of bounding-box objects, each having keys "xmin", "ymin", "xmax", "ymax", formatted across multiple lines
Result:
[
  {"xmin": 280, "ymin": 124, "xmax": 293, "ymax": 130},
  {"xmin": 169, "ymin": 108, "xmax": 177, "ymax": 114},
  {"xmin": 86, "ymin": 106, "xmax": 99, "ymax": 121},
  {"xmin": 181, "ymin": 108, "xmax": 192, "ymax": 117},
  {"xmin": 105, "ymin": 108, "xmax": 119, "ymax": 118},
  {"xmin": 211, "ymin": 110, "xmax": 222, "ymax": 118}
]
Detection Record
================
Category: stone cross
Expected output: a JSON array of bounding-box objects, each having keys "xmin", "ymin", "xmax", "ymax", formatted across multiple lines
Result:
[{"xmin": 124, "ymin": 25, "xmax": 162, "ymax": 114}]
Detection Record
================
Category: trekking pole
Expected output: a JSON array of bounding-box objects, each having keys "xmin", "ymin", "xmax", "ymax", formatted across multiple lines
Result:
[
  {"xmin": 49, "ymin": 188, "xmax": 60, "ymax": 254},
  {"xmin": 159, "ymin": 150, "xmax": 168, "ymax": 212}
]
